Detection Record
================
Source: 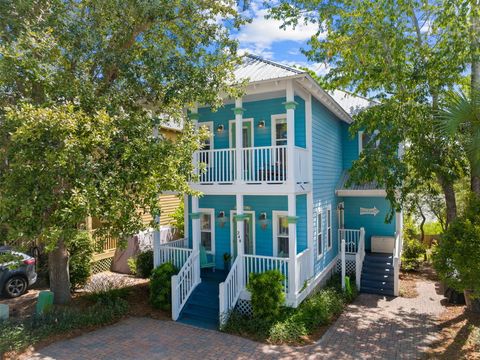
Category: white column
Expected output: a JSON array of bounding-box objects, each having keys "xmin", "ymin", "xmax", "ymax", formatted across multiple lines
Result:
[
  {"xmin": 288, "ymin": 194, "xmax": 297, "ymax": 299},
  {"xmin": 285, "ymin": 81, "xmax": 296, "ymax": 186},
  {"xmin": 234, "ymin": 98, "xmax": 244, "ymax": 184},
  {"xmin": 341, "ymin": 239, "xmax": 346, "ymax": 290},
  {"xmin": 235, "ymin": 194, "xmax": 245, "ymax": 284}
]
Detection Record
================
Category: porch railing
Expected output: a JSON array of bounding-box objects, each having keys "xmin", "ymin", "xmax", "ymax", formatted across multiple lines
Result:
[
  {"xmin": 171, "ymin": 250, "xmax": 200, "ymax": 320},
  {"xmin": 338, "ymin": 229, "xmax": 360, "ymax": 253},
  {"xmin": 355, "ymin": 228, "xmax": 366, "ymax": 289},
  {"xmin": 154, "ymin": 237, "xmax": 191, "ymax": 269},
  {"xmin": 195, "ymin": 148, "xmax": 236, "ymax": 184},
  {"xmin": 219, "ymin": 256, "xmax": 243, "ymax": 327},
  {"xmin": 393, "ymin": 232, "xmax": 402, "ymax": 296},
  {"xmin": 243, "ymin": 254, "xmax": 290, "ymax": 293},
  {"xmin": 242, "ymin": 145, "xmax": 287, "ymax": 183},
  {"xmin": 295, "ymin": 248, "xmax": 311, "ymax": 294}
]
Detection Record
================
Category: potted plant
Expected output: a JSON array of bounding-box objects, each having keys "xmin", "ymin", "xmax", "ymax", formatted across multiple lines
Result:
[{"xmin": 223, "ymin": 252, "xmax": 232, "ymax": 272}]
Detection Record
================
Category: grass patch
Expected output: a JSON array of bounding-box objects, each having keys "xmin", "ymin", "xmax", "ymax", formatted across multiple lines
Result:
[
  {"xmin": 222, "ymin": 275, "xmax": 357, "ymax": 345},
  {"xmin": 0, "ymin": 296, "xmax": 129, "ymax": 355}
]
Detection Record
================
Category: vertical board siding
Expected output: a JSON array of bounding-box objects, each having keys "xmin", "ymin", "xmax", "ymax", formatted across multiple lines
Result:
[
  {"xmin": 342, "ymin": 197, "xmax": 396, "ymax": 250},
  {"xmin": 312, "ymin": 98, "xmax": 343, "ymax": 275},
  {"xmin": 197, "ymin": 97, "xmax": 306, "ymax": 149}
]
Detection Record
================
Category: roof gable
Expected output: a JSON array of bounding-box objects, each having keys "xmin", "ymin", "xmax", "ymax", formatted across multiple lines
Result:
[{"xmin": 234, "ymin": 54, "xmax": 304, "ymax": 83}]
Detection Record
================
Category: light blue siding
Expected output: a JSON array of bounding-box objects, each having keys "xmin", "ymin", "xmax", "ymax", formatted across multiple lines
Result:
[
  {"xmin": 312, "ymin": 98, "xmax": 343, "ymax": 275},
  {"xmin": 197, "ymin": 96, "xmax": 306, "ymax": 149},
  {"xmin": 342, "ymin": 122, "xmax": 359, "ymax": 170},
  {"xmin": 296, "ymin": 194, "xmax": 307, "ymax": 252},
  {"xmin": 342, "ymin": 197, "xmax": 396, "ymax": 250}
]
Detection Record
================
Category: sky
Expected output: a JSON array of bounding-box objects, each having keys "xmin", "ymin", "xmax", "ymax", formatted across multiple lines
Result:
[{"xmin": 232, "ymin": 1, "xmax": 330, "ymax": 76}]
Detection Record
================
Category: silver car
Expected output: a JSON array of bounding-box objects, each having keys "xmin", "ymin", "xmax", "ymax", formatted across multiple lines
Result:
[{"xmin": 0, "ymin": 248, "xmax": 37, "ymax": 298}]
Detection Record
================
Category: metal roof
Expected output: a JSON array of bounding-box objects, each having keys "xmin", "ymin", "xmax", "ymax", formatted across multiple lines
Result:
[
  {"xmin": 328, "ymin": 90, "xmax": 377, "ymax": 117},
  {"xmin": 234, "ymin": 54, "xmax": 304, "ymax": 83},
  {"xmin": 336, "ymin": 170, "xmax": 383, "ymax": 191}
]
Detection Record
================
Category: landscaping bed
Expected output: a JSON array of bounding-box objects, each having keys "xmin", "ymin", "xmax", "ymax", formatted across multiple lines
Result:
[{"xmin": 222, "ymin": 274, "xmax": 357, "ymax": 345}]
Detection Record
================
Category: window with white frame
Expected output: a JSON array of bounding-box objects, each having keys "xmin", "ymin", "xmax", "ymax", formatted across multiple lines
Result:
[
  {"xmin": 273, "ymin": 212, "xmax": 289, "ymax": 257},
  {"xmin": 317, "ymin": 211, "xmax": 323, "ymax": 258},
  {"xmin": 200, "ymin": 209, "xmax": 214, "ymax": 253},
  {"xmin": 358, "ymin": 130, "xmax": 379, "ymax": 153},
  {"xmin": 272, "ymin": 116, "xmax": 288, "ymax": 146},
  {"xmin": 327, "ymin": 206, "xmax": 332, "ymax": 250},
  {"xmin": 198, "ymin": 122, "xmax": 213, "ymax": 165}
]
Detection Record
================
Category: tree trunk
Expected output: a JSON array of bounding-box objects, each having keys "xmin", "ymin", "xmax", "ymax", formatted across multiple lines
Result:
[
  {"xmin": 438, "ymin": 176, "xmax": 457, "ymax": 226},
  {"xmin": 472, "ymin": 175, "xmax": 480, "ymax": 197},
  {"xmin": 48, "ymin": 239, "xmax": 71, "ymax": 304}
]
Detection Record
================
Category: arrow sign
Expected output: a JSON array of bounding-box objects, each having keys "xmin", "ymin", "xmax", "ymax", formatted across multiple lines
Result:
[{"xmin": 360, "ymin": 206, "xmax": 380, "ymax": 216}]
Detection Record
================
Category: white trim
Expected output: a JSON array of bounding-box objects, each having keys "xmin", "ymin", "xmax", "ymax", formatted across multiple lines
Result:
[
  {"xmin": 358, "ymin": 131, "xmax": 364, "ymax": 155},
  {"xmin": 316, "ymin": 209, "xmax": 324, "ymax": 260},
  {"xmin": 198, "ymin": 208, "xmax": 215, "ymax": 254},
  {"xmin": 326, "ymin": 205, "xmax": 332, "ymax": 251},
  {"xmin": 228, "ymin": 118, "xmax": 254, "ymax": 148},
  {"xmin": 271, "ymin": 113, "xmax": 288, "ymax": 146},
  {"xmin": 336, "ymin": 189, "xmax": 387, "ymax": 197},
  {"xmin": 230, "ymin": 210, "xmax": 256, "ymax": 256},
  {"xmin": 272, "ymin": 211, "xmax": 289, "ymax": 257},
  {"xmin": 189, "ymin": 182, "xmax": 312, "ymax": 195}
]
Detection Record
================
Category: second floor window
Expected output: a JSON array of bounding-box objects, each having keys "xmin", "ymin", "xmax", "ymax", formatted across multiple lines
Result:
[
  {"xmin": 273, "ymin": 117, "xmax": 288, "ymax": 146},
  {"xmin": 317, "ymin": 211, "xmax": 323, "ymax": 258},
  {"xmin": 359, "ymin": 130, "xmax": 379, "ymax": 153},
  {"xmin": 327, "ymin": 206, "xmax": 332, "ymax": 250}
]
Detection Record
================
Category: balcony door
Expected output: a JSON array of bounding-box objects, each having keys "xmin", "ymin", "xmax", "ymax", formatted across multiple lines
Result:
[
  {"xmin": 230, "ymin": 211, "xmax": 255, "ymax": 258},
  {"xmin": 229, "ymin": 119, "xmax": 253, "ymax": 148}
]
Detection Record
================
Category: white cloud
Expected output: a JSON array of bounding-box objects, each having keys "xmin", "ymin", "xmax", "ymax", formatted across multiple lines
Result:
[{"xmin": 235, "ymin": 8, "xmax": 319, "ymax": 55}]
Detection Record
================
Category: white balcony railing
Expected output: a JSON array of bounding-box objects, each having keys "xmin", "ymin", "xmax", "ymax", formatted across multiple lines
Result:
[
  {"xmin": 193, "ymin": 145, "xmax": 309, "ymax": 185},
  {"xmin": 242, "ymin": 145, "xmax": 287, "ymax": 183},
  {"xmin": 195, "ymin": 148, "xmax": 236, "ymax": 184}
]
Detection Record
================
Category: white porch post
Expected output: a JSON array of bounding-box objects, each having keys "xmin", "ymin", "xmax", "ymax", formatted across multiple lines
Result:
[
  {"xmin": 287, "ymin": 194, "xmax": 297, "ymax": 299},
  {"xmin": 341, "ymin": 239, "xmax": 346, "ymax": 290},
  {"xmin": 191, "ymin": 196, "xmax": 201, "ymax": 283},
  {"xmin": 234, "ymin": 98, "xmax": 244, "ymax": 184},
  {"xmin": 235, "ymin": 194, "xmax": 245, "ymax": 283},
  {"xmin": 153, "ymin": 215, "xmax": 161, "ymax": 267},
  {"xmin": 285, "ymin": 81, "xmax": 296, "ymax": 186}
]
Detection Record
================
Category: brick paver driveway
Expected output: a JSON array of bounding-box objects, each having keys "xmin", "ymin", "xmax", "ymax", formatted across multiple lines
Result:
[{"xmin": 27, "ymin": 278, "xmax": 444, "ymax": 360}]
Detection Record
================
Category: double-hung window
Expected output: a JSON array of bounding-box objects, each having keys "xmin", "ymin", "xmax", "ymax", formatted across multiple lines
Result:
[
  {"xmin": 273, "ymin": 212, "xmax": 289, "ymax": 257},
  {"xmin": 317, "ymin": 211, "xmax": 323, "ymax": 258},
  {"xmin": 326, "ymin": 206, "xmax": 332, "ymax": 250},
  {"xmin": 358, "ymin": 130, "xmax": 379, "ymax": 153}
]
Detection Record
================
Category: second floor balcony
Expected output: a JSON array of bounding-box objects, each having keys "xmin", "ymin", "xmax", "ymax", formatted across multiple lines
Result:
[{"xmin": 192, "ymin": 145, "xmax": 310, "ymax": 187}]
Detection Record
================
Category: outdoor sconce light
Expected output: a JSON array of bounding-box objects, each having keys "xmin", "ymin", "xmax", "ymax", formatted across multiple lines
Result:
[
  {"xmin": 217, "ymin": 211, "xmax": 227, "ymax": 227},
  {"xmin": 258, "ymin": 120, "xmax": 266, "ymax": 128},
  {"xmin": 217, "ymin": 124, "xmax": 224, "ymax": 133},
  {"xmin": 259, "ymin": 212, "xmax": 268, "ymax": 230}
]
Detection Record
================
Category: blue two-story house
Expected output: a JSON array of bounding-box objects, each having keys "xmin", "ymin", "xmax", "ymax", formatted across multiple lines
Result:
[{"xmin": 153, "ymin": 55, "xmax": 404, "ymax": 329}]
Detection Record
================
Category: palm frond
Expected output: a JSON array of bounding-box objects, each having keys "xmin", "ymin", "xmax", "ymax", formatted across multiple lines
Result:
[{"xmin": 436, "ymin": 90, "xmax": 476, "ymax": 136}]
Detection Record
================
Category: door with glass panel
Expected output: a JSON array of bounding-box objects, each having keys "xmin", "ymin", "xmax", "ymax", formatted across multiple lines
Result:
[{"xmin": 231, "ymin": 212, "xmax": 254, "ymax": 258}]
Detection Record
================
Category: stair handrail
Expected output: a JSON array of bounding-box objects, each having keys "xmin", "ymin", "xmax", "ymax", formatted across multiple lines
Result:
[
  {"xmin": 171, "ymin": 250, "xmax": 200, "ymax": 321},
  {"xmin": 218, "ymin": 256, "xmax": 243, "ymax": 327},
  {"xmin": 392, "ymin": 232, "xmax": 401, "ymax": 296},
  {"xmin": 355, "ymin": 227, "xmax": 366, "ymax": 289}
]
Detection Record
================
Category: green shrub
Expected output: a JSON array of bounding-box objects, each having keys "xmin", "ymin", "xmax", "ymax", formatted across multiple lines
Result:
[
  {"xmin": 136, "ymin": 250, "xmax": 154, "ymax": 278},
  {"xmin": 223, "ymin": 280, "xmax": 349, "ymax": 344},
  {"xmin": 127, "ymin": 257, "xmax": 137, "ymax": 275},
  {"xmin": 247, "ymin": 270, "xmax": 285, "ymax": 323},
  {"xmin": 149, "ymin": 262, "xmax": 178, "ymax": 310},
  {"xmin": 0, "ymin": 297, "xmax": 128, "ymax": 354},
  {"xmin": 68, "ymin": 231, "xmax": 94, "ymax": 291},
  {"xmin": 402, "ymin": 237, "xmax": 425, "ymax": 271},
  {"xmin": 171, "ymin": 199, "xmax": 184, "ymax": 237},
  {"xmin": 433, "ymin": 195, "xmax": 480, "ymax": 298}
]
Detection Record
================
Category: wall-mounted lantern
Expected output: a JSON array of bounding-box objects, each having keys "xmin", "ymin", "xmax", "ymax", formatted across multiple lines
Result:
[
  {"xmin": 217, "ymin": 210, "xmax": 228, "ymax": 227},
  {"xmin": 217, "ymin": 124, "xmax": 224, "ymax": 133},
  {"xmin": 258, "ymin": 120, "xmax": 266, "ymax": 128},
  {"xmin": 259, "ymin": 212, "xmax": 268, "ymax": 230}
]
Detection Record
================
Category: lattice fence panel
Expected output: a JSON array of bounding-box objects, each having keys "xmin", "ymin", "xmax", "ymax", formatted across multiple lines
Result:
[
  {"xmin": 92, "ymin": 257, "xmax": 113, "ymax": 274},
  {"xmin": 335, "ymin": 258, "xmax": 356, "ymax": 276},
  {"xmin": 234, "ymin": 299, "xmax": 253, "ymax": 318}
]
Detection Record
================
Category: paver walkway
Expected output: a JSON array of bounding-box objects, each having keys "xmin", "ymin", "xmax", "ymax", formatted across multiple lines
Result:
[{"xmin": 26, "ymin": 277, "xmax": 444, "ymax": 360}]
